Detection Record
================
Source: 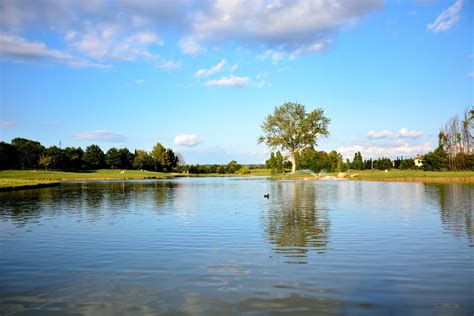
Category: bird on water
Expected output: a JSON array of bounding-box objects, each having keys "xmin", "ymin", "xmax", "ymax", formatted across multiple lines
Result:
[{"xmin": 264, "ymin": 194, "xmax": 270, "ymax": 198}]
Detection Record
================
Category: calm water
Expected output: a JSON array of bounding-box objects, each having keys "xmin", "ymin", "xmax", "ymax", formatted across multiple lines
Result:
[{"xmin": 0, "ymin": 178, "xmax": 473, "ymax": 315}]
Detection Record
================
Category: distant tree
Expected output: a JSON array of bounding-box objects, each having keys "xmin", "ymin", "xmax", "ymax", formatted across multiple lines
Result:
[
  {"xmin": 238, "ymin": 166, "xmax": 251, "ymax": 174},
  {"xmin": 64, "ymin": 147, "xmax": 84, "ymax": 169},
  {"xmin": 351, "ymin": 151, "xmax": 364, "ymax": 170},
  {"xmin": 164, "ymin": 148, "xmax": 179, "ymax": 171},
  {"xmin": 105, "ymin": 147, "xmax": 121, "ymax": 169},
  {"xmin": 0, "ymin": 141, "xmax": 18, "ymax": 169},
  {"xmin": 11, "ymin": 137, "xmax": 44, "ymax": 169},
  {"xmin": 176, "ymin": 152, "xmax": 186, "ymax": 166},
  {"xmin": 325, "ymin": 150, "xmax": 341, "ymax": 172},
  {"xmin": 399, "ymin": 159, "xmax": 415, "ymax": 170},
  {"xmin": 133, "ymin": 150, "xmax": 154, "ymax": 170},
  {"xmin": 151, "ymin": 142, "xmax": 166, "ymax": 171},
  {"xmin": 44, "ymin": 146, "xmax": 65, "ymax": 169},
  {"xmin": 266, "ymin": 152, "xmax": 277, "ymax": 174},
  {"xmin": 118, "ymin": 148, "xmax": 134, "ymax": 169},
  {"xmin": 422, "ymin": 147, "xmax": 448, "ymax": 171},
  {"xmin": 83, "ymin": 144, "xmax": 105, "ymax": 169},
  {"xmin": 275, "ymin": 151, "xmax": 284, "ymax": 173},
  {"xmin": 374, "ymin": 157, "xmax": 392, "ymax": 170},
  {"xmin": 38, "ymin": 155, "xmax": 53, "ymax": 170},
  {"xmin": 226, "ymin": 160, "xmax": 241, "ymax": 174},
  {"xmin": 258, "ymin": 102, "xmax": 330, "ymax": 173}
]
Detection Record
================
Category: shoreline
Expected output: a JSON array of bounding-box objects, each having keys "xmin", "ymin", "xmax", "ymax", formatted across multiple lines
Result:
[{"xmin": 1, "ymin": 171, "xmax": 473, "ymax": 192}]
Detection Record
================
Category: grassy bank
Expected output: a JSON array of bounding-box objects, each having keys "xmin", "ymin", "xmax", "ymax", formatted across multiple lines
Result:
[
  {"xmin": 346, "ymin": 170, "xmax": 474, "ymax": 182},
  {"xmin": 269, "ymin": 169, "xmax": 474, "ymax": 182},
  {"xmin": 0, "ymin": 169, "xmax": 272, "ymax": 190},
  {"xmin": 0, "ymin": 179, "xmax": 61, "ymax": 192}
]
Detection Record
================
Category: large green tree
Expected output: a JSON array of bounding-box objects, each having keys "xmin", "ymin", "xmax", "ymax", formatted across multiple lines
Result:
[
  {"xmin": 105, "ymin": 147, "xmax": 121, "ymax": 169},
  {"xmin": 83, "ymin": 144, "xmax": 105, "ymax": 169},
  {"xmin": 258, "ymin": 102, "xmax": 330, "ymax": 173},
  {"xmin": 11, "ymin": 137, "xmax": 45, "ymax": 169}
]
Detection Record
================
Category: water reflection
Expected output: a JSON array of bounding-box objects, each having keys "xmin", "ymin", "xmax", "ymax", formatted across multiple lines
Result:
[
  {"xmin": 265, "ymin": 182, "xmax": 330, "ymax": 264},
  {"xmin": 0, "ymin": 181, "xmax": 181, "ymax": 226},
  {"xmin": 425, "ymin": 183, "xmax": 473, "ymax": 246}
]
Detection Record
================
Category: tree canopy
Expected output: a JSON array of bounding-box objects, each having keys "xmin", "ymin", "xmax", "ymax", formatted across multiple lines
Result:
[{"xmin": 258, "ymin": 102, "xmax": 330, "ymax": 173}]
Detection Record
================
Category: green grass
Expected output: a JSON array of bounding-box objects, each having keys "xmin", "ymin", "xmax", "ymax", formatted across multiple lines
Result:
[
  {"xmin": 0, "ymin": 179, "xmax": 60, "ymax": 191},
  {"xmin": 0, "ymin": 169, "xmax": 180, "ymax": 181},
  {"xmin": 345, "ymin": 169, "xmax": 474, "ymax": 180}
]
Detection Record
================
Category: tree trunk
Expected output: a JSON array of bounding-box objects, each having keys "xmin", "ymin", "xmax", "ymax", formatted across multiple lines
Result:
[{"xmin": 290, "ymin": 153, "xmax": 296, "ymax": 174}]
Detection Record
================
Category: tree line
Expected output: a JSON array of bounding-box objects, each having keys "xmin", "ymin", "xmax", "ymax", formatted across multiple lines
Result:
[
  {"xmin": 0, "ymin": 138, "xmax": 179, "ymax": 171},
  {"xmin": 264, "ymin": 107, "xmax": 473, "ymax": 173},
  {"xmin": 0, "ymin": 138, "xmax": 252, "ymax": 175}
]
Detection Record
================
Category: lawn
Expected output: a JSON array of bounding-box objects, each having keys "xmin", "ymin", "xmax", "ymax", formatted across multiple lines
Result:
[{"xmin": 345, "ymin": 169, "xmax": 474, "ymax": 182}]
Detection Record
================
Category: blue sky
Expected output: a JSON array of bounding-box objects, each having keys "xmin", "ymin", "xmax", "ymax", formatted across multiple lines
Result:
[{"xmin": 0, "ymin": 0, "xmax": 472, "ymax": 164}]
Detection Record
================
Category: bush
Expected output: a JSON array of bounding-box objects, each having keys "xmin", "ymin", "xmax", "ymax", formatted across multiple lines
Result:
[{"xmin": 238, "ymin": 166, "xmax": 251, "ymax": 174}]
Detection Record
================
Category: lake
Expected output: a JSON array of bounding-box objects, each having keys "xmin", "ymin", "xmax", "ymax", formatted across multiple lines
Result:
[{"xmin": 0, "ymin": 178, "xmax": 472, "ymax": 315}]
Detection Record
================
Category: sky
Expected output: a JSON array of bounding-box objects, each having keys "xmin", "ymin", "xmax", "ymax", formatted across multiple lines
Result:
[{"xmin": 0, "ymin": 0, "xmax": 472, "ymax": 164}]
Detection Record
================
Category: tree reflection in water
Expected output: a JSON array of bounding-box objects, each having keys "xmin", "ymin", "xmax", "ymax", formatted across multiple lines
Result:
[
  {"xmin": 265, "ymin": 181, "xmax": 330, "ymax": 264},
  {"xmin": 425, "ymin": 183, "xmax": 473, "ymax": 246}
]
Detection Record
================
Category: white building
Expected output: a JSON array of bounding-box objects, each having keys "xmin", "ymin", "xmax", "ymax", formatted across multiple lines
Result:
[{"xmin": 414, "ymin": 155, "xmax": 423, "ymax": 167}]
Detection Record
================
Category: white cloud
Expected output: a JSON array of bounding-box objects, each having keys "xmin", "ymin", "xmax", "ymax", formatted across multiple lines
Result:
[
  {"xmin": 135, "ymin": 79, "xmax": 145, "ymax": 84},
  {"xmin": 178, "ymin": 37, "xmax": 205, "ymax": 55},
  {"xmin": 156, "ymin": 59, "xmax": 182, "ymax": 70},
  {"xmin": 368, "ymin": 130, "xmax": 395, "ymax": 139},
  {"xmin": 194, "ymin": 59, "xmax": 226, "ymax": 77},
  {"xmin": 74, "ymin": 130, "xmax": 127, "ymax": 142},
  {"xmin": 204, "ymin": 75, "xmax": 250, "ymax": 87},
  {"xmin": 0, "ymin": 120, "xmax": 17, "ymax": 128},
  {"xmin": 397, "ymin": 128, "xmax": 423, "ymax": 138},
  {"xmin": 338, "ymin": 142, "xmax": 433, "ymax": 160},
  {"xmin": 427, "ymin": 0, "xmax": 463, "ymax": 32},
  {"xmin": 190, "ymin": 0, "xmax": 382, "ymax": 56},
  {"xmin": 0, "ymin": 34, "xmax": 71, "ymax": 61},
  {"xmin": 174, "ymin": 134, "xmax": 203, "ymax": 147},
  {"xmin": 368, "ymin": 128, "xmax": 423, "ymax": 139},
  {"xmin": 67, "ymin": 26, "xmax": 160, "ymax": 62}
]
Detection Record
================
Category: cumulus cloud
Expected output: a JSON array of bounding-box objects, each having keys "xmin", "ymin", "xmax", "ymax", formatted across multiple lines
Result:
[
  {"xmin": 194, "ymin": 59, "xmax": 226, "ymax": 77},
  {"xmin": 0, "ymin": 34, "xmax": 72, "ymax": 61},
  {"xmin": 338, "ymin": 142, "xmax": 433, "ymax": 160},
  {"xmin": 74, "ymin": 130, "xmax": 127, "ymax": 142},
  {"xmin": 368, "ymin": 128, "xmax": 423, "ymax": 139},
  {"xmin": 0, "ymin": 120, "xmax": 17, "ymax": 128},
  {"xmin": 204, "ymin": 75, "xmax": 250, "ymax": 87},
  {"xmin": 0, "ymin": 1, "xmax": 382, "ymax": 63},
  {"xmin": 174, "ymin": 134, "xmax": 203, "ymax": 147},
  {"xmin": 189, "ymin": 0, "xmax": 382, "ymax": 55},
  {"xmin": 427, "ymin": 0, "xmax": 463, "ymax": 32}
]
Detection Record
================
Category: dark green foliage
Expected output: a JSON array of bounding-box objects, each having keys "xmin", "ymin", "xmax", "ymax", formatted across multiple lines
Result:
[
  {"xmin": 63, "ymin": 147, "xmax": 84, "ymax": 169},
  {"xmin": 422, "ymin": 147, "xmax": 449, "ymax": 171},
  {"xmin": 0, "ymin": 141, "xmax": 19, "ymax": 169},
  {"xmin": 118, "ymin": 148, "xmax": 134, "ymax": 169},
  {"xmin": 44, "ymin": 146, "xmax": 65, "ymax": 169},
  {"xmin": 364, "ymin": 159, "xmax": 373, "ymax": 170},
  {"xmin": 399, "ymin": 159, "xmax": 415, "ymax": 170},
  {"xmin": 11, "ymin": 137, "xmax": 45, "ymax": 169},
  {"xmin": 351, "ymin": 152, "xmax": 364, "ymax": 170},
  {"xmin": 266, "ymin": 151, "xmax": 285, "ymax": 174},
  {"xmin": 373, "ymin": 157, "xmax": 392, "ymax": 170},
  {"xmin": 164, "ymin": 148, "xmax": 179, "ymax": 171},
  {"xmin": 133, "ymin": 150, "xmax": 154, "ymax": 170},
  {"xmin": 83, "ymin": 145, "xmax": 105, "ymax": 169},
  {"xmin": 226, "ymin": 160, "xmax": 241, "ymax": 174},
  {"xmin": 105, "ymin": 148, "xmax": 121, "ymax": 169}
]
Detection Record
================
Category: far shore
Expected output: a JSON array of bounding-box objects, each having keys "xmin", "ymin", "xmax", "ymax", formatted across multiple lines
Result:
[{"xmin": 0, "ymin": 169, "xmax": 473, "ymax": 192}]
